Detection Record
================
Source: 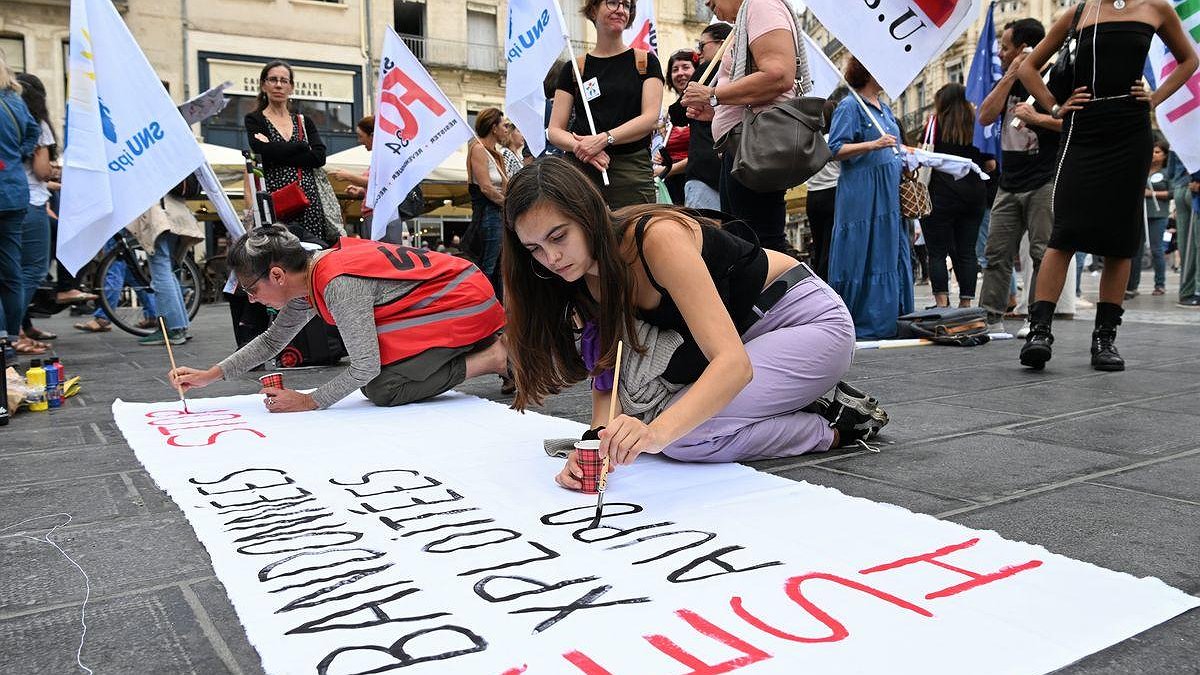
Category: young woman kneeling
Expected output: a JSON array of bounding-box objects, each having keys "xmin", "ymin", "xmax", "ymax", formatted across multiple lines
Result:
[
  {"xmin": 502, "ymin": 158, "xmax": 887, "ymax": 490},
  {"xmin": 170, "ymin": 226, "xmax": 508, "ymax": 412}
]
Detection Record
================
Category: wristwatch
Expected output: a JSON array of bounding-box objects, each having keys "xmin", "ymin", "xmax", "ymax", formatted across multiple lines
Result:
[
  {"xmin": 606, "ymin": 132, "xmax": 615, "ymax": 146},
  {"xmin": 708, "ymin": 87, "xmax": 719, "ymax": 108}
]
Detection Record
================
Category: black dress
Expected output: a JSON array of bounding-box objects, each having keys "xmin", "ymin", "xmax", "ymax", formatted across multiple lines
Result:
[
  {"xmin": 244, "ymin": 111, "xmax": 332, "ymax": 243},
  {"xmin": 1050, "ymin": 21, "xmax": 1154, "ymax": 257}
]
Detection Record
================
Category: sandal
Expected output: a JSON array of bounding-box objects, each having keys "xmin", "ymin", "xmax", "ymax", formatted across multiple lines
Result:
[
  {"xmin": 13, "ymin": 338, "xmax": 48, "ymax": 355},
  {"xmin": 23, "ymin": 327, "xmax": 57, "ymax": 341},
  {"xmin": 56, "ymin": 289, "xmax": 99, "ymax": 304},
  {"xmin": 74, "ymin": 317, "xmax": 112, "ymax": 333},
  {"xmin": 135, "ymin": 317, "xmax": 157, "ymax": 330}
]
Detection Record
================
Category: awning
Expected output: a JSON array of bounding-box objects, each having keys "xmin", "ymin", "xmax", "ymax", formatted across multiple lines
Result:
[{"xmin": 325, "ymin": 145, "xmax": 471, "ymax": 209}]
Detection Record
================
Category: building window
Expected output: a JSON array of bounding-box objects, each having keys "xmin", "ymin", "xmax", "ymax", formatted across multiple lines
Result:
[
  {"xmin": 946, "ymin": 61, "xmax": 963, "ymax": 85},
  {"xmin": 0, "ymin": 36, "xmax": 24, "ymax": 73},
  {"xmin": 915, "ymin": 81, "xmax": 926, "ymax": 112},
  {"xmin": 395, "ymin": 1, "xmax": 425, "ymax": 59},
  {"xmin": 467, "ymin": 10, "xmax": 499, "ymax": 72}
]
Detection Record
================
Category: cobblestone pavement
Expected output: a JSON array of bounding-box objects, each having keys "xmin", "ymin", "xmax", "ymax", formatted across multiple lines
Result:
[{"xmin": 1, "ymin": 268, "xmax": 1197, "ymax": 674}]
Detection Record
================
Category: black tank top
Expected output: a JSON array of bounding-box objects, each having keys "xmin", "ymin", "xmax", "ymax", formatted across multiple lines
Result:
[
  {"xmin": 633, "ymin": 215, "xmax": 768, "ymax": 384},
  {"xmin": 1073, "ymin": 22, "xmax": 1154, "ymax": 99}
]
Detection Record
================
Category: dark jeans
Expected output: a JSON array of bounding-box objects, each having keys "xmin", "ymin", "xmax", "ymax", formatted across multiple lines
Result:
[
  {"xmin": 923, "ymin": 200, "xmax": 984, "ymax": 299},
  {"xmin": 805, "ymin": 186, "xmax": 836, "ymax": 280},
  {"xmin": 20, "ymin": 204, "xmax": 51, "ymax": 323},
  {"xmin": 477, "ymin": 202, "xmax": 503, "ymax": 300},
  {"xmin": 1128, "ymin": 217, "xmax": 1168, "ymax": 291},
  {"xmin": 719, "ymin": 151, "xmax": 788, "ymax": 252},
  {"xmin": 0, "ymin": 208, "xmax": 25, "ymax": 339}
]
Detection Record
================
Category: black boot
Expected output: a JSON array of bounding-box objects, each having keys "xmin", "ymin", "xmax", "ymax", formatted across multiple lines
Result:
[
  {"xmin": 1019, "ymin": 300, "xmax": 1056, "ymax": 370},
  {"xmin": 1091, "ymin": 302, "xmax": 1126, "ymax": 371}
]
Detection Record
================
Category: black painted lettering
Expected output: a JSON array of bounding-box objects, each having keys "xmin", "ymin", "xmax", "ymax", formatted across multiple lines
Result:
[
  {"xmin": 316, "ymin": 625, "xmax": 487, "ymax": 674},
  {"xmin": 457, "ymin": 541, "xmax": 560, "ymax": 577},
  {"xmin": 606, "ymin": 529, "xmax": 718, "ymax": 565},
  {"xmin": 422, "ymin": 528, "xmax": 521, "ymax": 554},
  {"xmin": 667, "ymin": 545, "xmax": 783, "ymax": 583},
  {"xmin": 509, "ymin": 585, "xmax": 651, "ymax": 634}
]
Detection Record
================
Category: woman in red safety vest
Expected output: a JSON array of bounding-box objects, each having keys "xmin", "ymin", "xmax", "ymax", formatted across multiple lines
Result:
[{"xmin": 170, "ymin": 225, "xmax": 508, "ymax": 412}]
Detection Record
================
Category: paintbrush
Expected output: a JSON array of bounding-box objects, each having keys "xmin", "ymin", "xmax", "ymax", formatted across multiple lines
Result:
[
  {"xmin": 158, "ymin": 317, "xmax": 190, "ymax": 414},
  {"xmin": 591, "ymin": 340, "xmax": 623, "ymax": 526}
]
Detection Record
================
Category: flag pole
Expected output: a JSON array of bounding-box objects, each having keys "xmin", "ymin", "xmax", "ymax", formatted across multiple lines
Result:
[
  {"xmin": 555, "ymin": 0, "xmax": 610, "ymax": 186},
  {"xmin": 805, "ymin": 31, "xmax": 899, "ymax": 155}
]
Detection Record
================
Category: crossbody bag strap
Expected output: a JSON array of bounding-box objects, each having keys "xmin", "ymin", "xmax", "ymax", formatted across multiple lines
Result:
[{"xmin": 0, "ymin": 97, "xmax": 23, "ymax": 146}]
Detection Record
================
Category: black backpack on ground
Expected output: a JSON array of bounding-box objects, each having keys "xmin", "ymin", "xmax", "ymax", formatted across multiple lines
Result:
[{"xmin": 896, "ymin": 307, "xmax": 991, "ymax": 346}]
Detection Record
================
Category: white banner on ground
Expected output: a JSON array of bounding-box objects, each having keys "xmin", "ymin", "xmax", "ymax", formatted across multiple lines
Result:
[
  {"xmin": 58, "ymin": 0, "xmax": 207, "ymax": 275},
  {"xmin": 622, "ymin": 0, "xmax": 659, "ymax": 53},
  {"xmin": 804, "ymin": 0, "xmax": 981, "ymax": 97},
  {"xmin": 366, "ymin": 27, "xmax": 474, "ymax": 239},
  {"xmin": 506, "ymin": 0, "xmax": 568, "ymax": 157},
  {"xmin": 802, "ymin": 31, "xmax": 843, "ymax": 100},
  {"xmin": 1148, "ymin": 1, "xmax": 1200, "ymax": 172},
  {"xmin": 114, "ymin": 392, "xmax": 1198, "ymax": 675}
]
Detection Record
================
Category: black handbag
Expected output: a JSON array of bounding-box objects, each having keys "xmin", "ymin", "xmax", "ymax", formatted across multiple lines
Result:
[
  {"xmin": 896, "ymin": 308, "xmax": 990, "ymax": 347},
  {"xmin": 716, "ymin": 12, "xmax": 831, "ymax": 192},
  {"xmin": 1048, "ymin": 3, "xmax": 1086, "ymax": 101}
]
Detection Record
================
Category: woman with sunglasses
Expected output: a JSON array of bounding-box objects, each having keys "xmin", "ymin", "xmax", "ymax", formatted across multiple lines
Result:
[
  {"xmin": 548, "ymin": 0, "xmax": 664, "ymax": 208},
  {"xmin": 169, "ymin": 226, "xmax": 509, "ymax": 412}
]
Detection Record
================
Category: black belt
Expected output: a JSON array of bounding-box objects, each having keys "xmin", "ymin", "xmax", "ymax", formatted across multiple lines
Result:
[{"xmin": 752, "ymin": 263, "xmax": 814, "ymax": 319}]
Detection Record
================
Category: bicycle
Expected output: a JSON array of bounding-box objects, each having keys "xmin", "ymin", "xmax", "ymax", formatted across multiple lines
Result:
[{"xmin": 92, "ymin": 230, "xmax": 203, "ymax": 336}]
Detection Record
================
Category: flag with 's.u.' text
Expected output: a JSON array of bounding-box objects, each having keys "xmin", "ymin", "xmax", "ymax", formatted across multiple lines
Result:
[{"xmin": 58, "ymin": 0, "xmax": 206, "ymax": 275}]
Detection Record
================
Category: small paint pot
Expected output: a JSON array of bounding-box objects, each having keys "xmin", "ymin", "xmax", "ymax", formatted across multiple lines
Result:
[
  {"xmin": 258, "ymin": 372, "xmax": 284, "ymax": 390},
  {"xmin": 574, "ymin": 439, "xmax": 603, "ymax": 494}
]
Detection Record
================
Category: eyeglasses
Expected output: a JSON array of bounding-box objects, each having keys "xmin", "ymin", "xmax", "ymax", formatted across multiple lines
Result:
[
  {"xmin": 604, "ymin": 0, "xmax": 632, "ymax": 11},
  {"xmin": 264, "ymin": 77, "xmax": 292, "ymax": 86},
  {"xmin": 697, "ymin": 39, "xmax": 723, "ymax": 51},
  {"xmin": 238, "ymin": 270, "xmax": 270, "ymax": 296}
]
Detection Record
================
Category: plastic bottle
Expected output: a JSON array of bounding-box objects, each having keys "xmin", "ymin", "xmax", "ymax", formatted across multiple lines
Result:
[
  {"xmin": 44, "ymin": 358, "xmax": 61, "ymax": 409},
  {"xmin": 25, "ymin": 359, "xmax": 48, "ymax": 412},
  {"xmin": 0, "ymin": 343, "xmax": 9, "ymax": 426},
  {"xmin": 47, "ymin": 357, "xmax": 65, "ymax": 406}
]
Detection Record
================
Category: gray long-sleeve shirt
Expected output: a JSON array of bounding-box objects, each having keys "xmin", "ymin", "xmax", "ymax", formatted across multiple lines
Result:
[{"xmin": 218, "ymin": 276, "xmax": 416, "ymax": 408}]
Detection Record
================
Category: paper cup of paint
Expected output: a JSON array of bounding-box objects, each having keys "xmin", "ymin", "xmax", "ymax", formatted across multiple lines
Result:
[
  {"xmin": 258, "ymin": 372, "xmax": 284, "ymax": 390},
  {"xmin": 574, "ymin": 439, "xmax": 603, "ymax": 494}
]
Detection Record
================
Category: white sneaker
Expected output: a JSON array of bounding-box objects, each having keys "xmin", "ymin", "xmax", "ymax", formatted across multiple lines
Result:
[
  {"xmin": 1075, "ymin": 297, "xmax": 1094, "ymax": 308},
  {"xmin": 1016, "ymin": 320, "xmax": 1031, "ymax": 339}
]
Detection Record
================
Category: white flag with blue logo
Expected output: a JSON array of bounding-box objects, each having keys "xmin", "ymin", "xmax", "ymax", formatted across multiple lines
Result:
[
  {"xmin": 505, "ymin": 0, "xmax": 568, "ymax": 157},
  {"xmin": 58, "ymin": 0, "xmax": 206, "ymax": 275},
  {"xmin": 366, "ymin": 28, "xmax": 474, "ymax": 239}
]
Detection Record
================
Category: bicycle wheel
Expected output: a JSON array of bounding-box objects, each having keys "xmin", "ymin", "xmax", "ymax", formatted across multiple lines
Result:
[
  {"xmin": 177, "ymin": 255, "xmax": 202, "ymax": 321},
  {"xmin": 95, "ymin": 246, "xmax": 158, "ymax": 336}
]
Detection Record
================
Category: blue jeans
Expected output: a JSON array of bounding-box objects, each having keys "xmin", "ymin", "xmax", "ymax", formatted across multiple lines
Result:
[
  {"xmin": 1075, "ymin": 251, "xmax": 1088, "ymax": 297},
  {"xmin": 0, "ymin": 208, "xmax": 24, "ymax": 339},
  {"xmin": 976, "ymin": 207, "xmax": 991, "ymax": 270},
  {"xmin": 95, "ymin": 236, "xmax": 157, "ymax": 321},
  {"xmin": 20, "ymin": 204, "xmax": 51, "ymax": 323},
  {"xmin": 1147, "ymin": 216, "xmax": 1168, "ymax": 289},
  {"xmin": 149, "ymin": 232, "xmax": 188, "ymax": 331},
  {"xmin": 478, "ymin": 204, "xmax": 503, "ymax": 300},
  {"xmin": 684, "ymin": 179, "xmax": 721, "ymax": 211}
]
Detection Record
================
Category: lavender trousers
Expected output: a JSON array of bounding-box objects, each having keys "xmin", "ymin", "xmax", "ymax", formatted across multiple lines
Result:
[{"xmin": 661, "ymin": 271, "xmax": 856, "ymax": 463}]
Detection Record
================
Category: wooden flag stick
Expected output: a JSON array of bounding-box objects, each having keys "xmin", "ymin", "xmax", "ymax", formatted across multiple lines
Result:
[
  {"xmin": 159, "ymin": 317, "xmax": 190, "ymax": 414},
  {"xmin": 598, "ymin": 340, "xmax": 624, "ymax": 492},
  {"xmin": 697, "ymin": 39, "xmax": 730, "ymax": 87}
]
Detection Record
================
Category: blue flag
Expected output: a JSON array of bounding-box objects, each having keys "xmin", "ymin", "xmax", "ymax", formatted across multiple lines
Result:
[{"xmin": 965, "ymin": 1, "xmax": 1002, "ymax": 165}]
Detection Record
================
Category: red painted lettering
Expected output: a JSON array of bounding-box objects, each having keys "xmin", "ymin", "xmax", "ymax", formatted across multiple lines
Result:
[
  {"xmin": 859, "ymin": 538, "xmax": 1043, "ymax": 599},
  {"xmin": 733, "ymin": 573, "xmax": 931, "ymax": 644},
  {"xmin": 562, "ymin": 650, "xmax": 613, "ymax": 674},
  {"xmin": 644, "ymin": 609, "xmax": 771, "ymax": 674},
  {"xmin": 168, "ymin": 427, "xmax": 266, "ymax": 447}
]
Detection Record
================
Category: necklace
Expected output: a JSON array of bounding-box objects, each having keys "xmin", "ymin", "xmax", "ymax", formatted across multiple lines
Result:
[{"xmin": 1113, "ymin": 0, "xmax": 1126, "ymax": 9}]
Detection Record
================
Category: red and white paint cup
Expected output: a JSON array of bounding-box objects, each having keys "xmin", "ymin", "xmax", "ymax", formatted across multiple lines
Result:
[
  {"xmin": 258, "ymin": 372, "xmax": 284, "ymax": 390},
  {"xmin": 574, "ymin": 439, "xmax": 603, "ymax": 494}
]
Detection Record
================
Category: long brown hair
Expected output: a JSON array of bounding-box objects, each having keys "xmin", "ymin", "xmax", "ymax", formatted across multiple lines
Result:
[
  {"xmin": 503, "ymin": 157, "xmax": 675, "ymax": 409},
  {"xmin": 933, "ymin": 83, "xmax": 974, "ymax": 146}
]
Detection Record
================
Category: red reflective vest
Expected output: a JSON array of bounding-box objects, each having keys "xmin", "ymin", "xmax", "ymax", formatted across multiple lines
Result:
[{"xmin": 309, "ymin": 238, "xmax": 504, "ymax": 366}]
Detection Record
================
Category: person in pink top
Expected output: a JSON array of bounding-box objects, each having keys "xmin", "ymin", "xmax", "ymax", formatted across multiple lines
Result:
[{"xmin": 680, "ymin": 0, "xmax": 809, "ymax": 254}]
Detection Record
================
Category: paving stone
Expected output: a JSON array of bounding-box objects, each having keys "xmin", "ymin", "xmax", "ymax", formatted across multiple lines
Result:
[
  {"xmin": 1090, "ymin": 454, "xmax": 1200, "ymax": 504},
  {"xmin": 1011, "ymin": 407, "xmax": 1200, "ymax": 457},
  {"xmin": 1127, "ymin": 392, "xmax": 1200, "ymax": 417},
  {"xmin": 870, "ymin": 401, "xmax": 1029, "ymax": 445},
  {"xmin": 0, "ymin": 474, "xmax": 148, "ymax": 528},
  {"xmin": 951, "ymin": 484, "xmax": 1200, "ymax": 594},
  {"xmin": 0, "ymin": 515, "xmax": 212, "ymax": 613},
  {"xmin": 823, "ymin": 434, "xmax": 1127, "ymax": 502},
  {"xmin": 0, "ymin": 425, "xmax": 86, "ymax": 454},
  {"xmin": 935, "ymin": 381, "xmax": 1147, "ymax": 418},
  {"xmin": 1057, "ymin": 608, "xmax": 1200, "ymax": 675},
  {"xmin": 187, "ymin": 578, "xmax": 267, "ymax": 675},
  {"xmin": 767, "ymin": 465, "xmax": 968, "ymax": 515},
  {"xmin": 0, "ymin": 446, "xmax": 141, "ymax": 488},
  {"xmin": 0, "ymin": 586, "xmax": 234, "ymax": 675}
]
